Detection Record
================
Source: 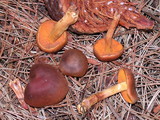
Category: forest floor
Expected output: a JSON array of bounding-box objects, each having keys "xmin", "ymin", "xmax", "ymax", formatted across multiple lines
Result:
[{"xmin": 0, "ymin": 0, "xmax": 160, "ymax": 120}]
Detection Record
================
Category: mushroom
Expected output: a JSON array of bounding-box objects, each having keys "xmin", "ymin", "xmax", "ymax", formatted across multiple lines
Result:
[
  {"xmin": 36, "ymin": 5, "xmax": 78, "ymax": 53},
  {"xmin": 77, "ymin": 68, "xmax": 139, "ymax": 114},
  {"xmin": 59, "ymin": 49, "xmax": 88, "ymax": 77},
  {"xmin": 44, "ymin": 0, "xmax": 154, "ymax": 34},
  {"xmin": 9, "ymin": 79, "xmax": 29, "ymax": 109},
  {"xmin": 93, "ymin": 12, "xmax": 123, "ymax": 61},
  {"xmin": 24, "ymin": 64, "xmax": 69, "ymax": 107}
]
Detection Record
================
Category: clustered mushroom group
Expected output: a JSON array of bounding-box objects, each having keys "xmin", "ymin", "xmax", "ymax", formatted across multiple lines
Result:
[
  {"xmin": 17, "ymin": 0, "xmax": 155, "ymax": 115},
  {"xmin": 24, "ymin": 48, "xmax": 88, "ymax": 107}
]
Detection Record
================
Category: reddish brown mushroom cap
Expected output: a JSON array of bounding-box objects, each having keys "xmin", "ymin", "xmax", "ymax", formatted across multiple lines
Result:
[
  {"xmin": 118, "ymin": 68, "xmax": 138, "ymax": 104},
  {"xmin": 36, "ymin": 20, "xmax": 67, "ymax": 53},
  {"xmin": 59, "ymin": 49, "xmax": 88, "ymax": 77},
  {"xmin": 24, "ymin": 64, "xmax": 69, "ymax": 107},
  {"xmin": 44, "ymin": 0, "xmax": 154, "ymax": 34}
]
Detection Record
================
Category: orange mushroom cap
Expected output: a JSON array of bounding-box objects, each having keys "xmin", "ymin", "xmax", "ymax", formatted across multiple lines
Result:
[
  {"xmin": 93, "ymin": 38, "xmax": 123, "ymax": 61},
  {"xmin": 118, "ymin": 68, "xmax": 139, "ymax": 104},
  {"xmin": 36, "ymin": 20, "xmax": 67, "ymax": 53}
]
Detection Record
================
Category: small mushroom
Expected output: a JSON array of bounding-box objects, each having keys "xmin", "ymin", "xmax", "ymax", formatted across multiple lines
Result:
[
  {"xmin": 59, "ymin": 49, "xmax": 88, "ymax": 77},
  {"xmin": 93, "ymin": 12, "xmax": 123, "ymax": 61},
  {"xmin": 9, "ymin": 79, "xmax": 29, "ymax": 109},
  {"xmin": 24, "ymin": 64, "xmax": 69, "ymax": 107},
  {"xmin": 36, "ymin": 5, "xmax": 78, "ymax": 53},
  {"xmin": 77, "ymin": 68, "xmax": 138, "ymax": 114}
]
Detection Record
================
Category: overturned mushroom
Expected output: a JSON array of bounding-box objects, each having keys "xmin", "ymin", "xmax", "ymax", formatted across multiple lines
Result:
[
  {"xmin": 24, "ymin": 64, "xmax": 69, "ymax": 107},
  {"xmin": 93, "ymin": 12, "xmax": 123, "ymax": 61},
  {"xmin": 77, "ymin": 68, "xmax": 138, "ymax": 114},
  {"xmin": 44, "ymin": 0, "xmax": 154, "ymax": 34},
  {"xmin": 59, "ymin": 49, "xmax": 88, "ymax": 77},
  {"xmin": 37, "ymin": 5, "xmax": 78, "ymax": 53}
]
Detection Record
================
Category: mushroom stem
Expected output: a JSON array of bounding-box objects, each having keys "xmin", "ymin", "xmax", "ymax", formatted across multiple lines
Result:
[
  {"xmin": 48, "ymin": 5, "xmax": 78, "ymax": 41},
  {"xmin": 105, "ymin": 13, "xmax": 120, "ymax": 52},
  {"xmin": 9, "ymin": 79, "xmax": 28, "ymax": 109},
  {"xmin": 77, "ymin": 81, "xmax": 127, "ymax": 114}
]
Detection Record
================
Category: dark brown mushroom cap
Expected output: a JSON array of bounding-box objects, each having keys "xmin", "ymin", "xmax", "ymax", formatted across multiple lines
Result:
[
  {"xmin": 59, "ymin": 49, "xmax": 88, "ymax": 77},
  {"xmin": 24, "ymin": 64, "xmax": 69, "ymax": 107},
  {"xmin": 118, "ymin": 68, "xmax": 138, "ymax": 104}
]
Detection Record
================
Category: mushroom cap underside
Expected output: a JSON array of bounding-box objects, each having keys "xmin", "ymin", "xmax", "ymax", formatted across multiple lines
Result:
[
  {"xmin": 36, "ymin": 20, "xmax": 67, "ymax": 53},
  {"xmin": 118, "ymin": 68, "xmax": 139, "ymax": 104},
  {"xmin": 93, "ymin": 38, "xmax": 124, "ymax": 61}
]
